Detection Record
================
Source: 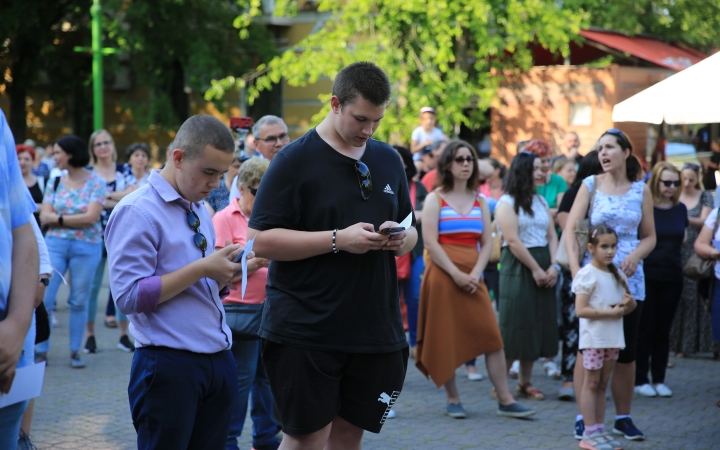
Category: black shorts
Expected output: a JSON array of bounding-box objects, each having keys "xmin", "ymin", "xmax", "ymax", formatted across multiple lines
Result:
[
  {"xmin": 618, "ymin": 300, "xmax": 643, "ymax": 364},
  {"xmin": 261, "ymin": 340, "xmax": 409, "ymax": 435}
]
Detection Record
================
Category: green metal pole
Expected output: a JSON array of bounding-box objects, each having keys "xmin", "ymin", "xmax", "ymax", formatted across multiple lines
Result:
[{"xmin": 91, "ymin": 0, "xmax": 103, "ymax": 130}]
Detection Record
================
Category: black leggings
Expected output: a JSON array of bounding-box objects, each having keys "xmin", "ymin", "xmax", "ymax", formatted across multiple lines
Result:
[
  {"xmin": 559, "ymin": 268, "xmax": 579, "ymax": 381},
  {"xmin": 635, "ymin": 279, "xmax": 683, "ymax": 385}
]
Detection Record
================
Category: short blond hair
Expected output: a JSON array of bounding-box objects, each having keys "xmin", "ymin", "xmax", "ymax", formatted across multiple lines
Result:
[
  {"xmin": 237, "ymin": 157, "xmax": 269, "ymax": 188},
  {"xmin": 648, "ymin": 162, "xmax": 682, "ymax": 205}
]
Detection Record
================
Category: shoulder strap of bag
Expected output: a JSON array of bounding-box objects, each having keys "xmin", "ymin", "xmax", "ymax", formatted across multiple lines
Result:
[{"xmin": 587, "ymin": 175, "xmax": 598, "ymax": 220}]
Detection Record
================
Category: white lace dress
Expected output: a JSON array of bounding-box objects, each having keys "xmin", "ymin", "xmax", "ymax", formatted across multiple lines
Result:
[{"xmin": 581, "ymin": 176, "xmax": 646, "ymax": 301}]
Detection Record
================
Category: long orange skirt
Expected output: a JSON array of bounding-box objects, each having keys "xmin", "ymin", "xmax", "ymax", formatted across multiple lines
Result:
[{"xmin": 416, "ymin": 244, "xmax": 504, "ymax": 387}]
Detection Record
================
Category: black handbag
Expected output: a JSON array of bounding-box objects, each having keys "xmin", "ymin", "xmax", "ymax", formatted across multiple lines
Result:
[
  {"xmin": 223, "ymin": 303, "xmax": 264, "ymax": 340},
  {"xmin": 34, "ymin": 302, "xmax": 51, "ymax": 344}
]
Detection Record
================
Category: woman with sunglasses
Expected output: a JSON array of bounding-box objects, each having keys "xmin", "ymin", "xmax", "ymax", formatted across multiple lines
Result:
[
  {"xmin": 84, "ymin": 129, "xmax": 134, "ymax": 355},
  {"xmin": 633, "ymin": 162, "xmax": 687, "ymax": 398},
  {"xmin": 565, "ymin": 128, "xmax": 655, "ymax": 442},
  {"xmin": 495, "ymin": 150, "xmax": 560, "ymax": 402},
  {"xmin": 417, "ymin": 141, "xmax": 534, "ymax": 419},
  {"xmin": 212, "ymin": 157, "xmax": 280, "ymax": 450},
  {"xmin": 36, "ymin": 136, "xmax": 105, "ymax": 368},
  {"xmin": 670, "ymin": 163, "xmax": 720, "ymax": 359}
]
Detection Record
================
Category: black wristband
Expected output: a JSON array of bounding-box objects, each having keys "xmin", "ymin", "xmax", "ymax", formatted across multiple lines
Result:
[
  {"xmin": 332, "ymin": 228, "xmax": 339, "ymax": 254},
  {"xmin": 58, "ymin": 214, "xmax": 64, "ymax": 226}
]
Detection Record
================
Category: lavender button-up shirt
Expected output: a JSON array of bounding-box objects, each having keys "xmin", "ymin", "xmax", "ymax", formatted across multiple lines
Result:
[{"xmin": 105, "ymin": 171, "xmax": 232, "ymax": 353}]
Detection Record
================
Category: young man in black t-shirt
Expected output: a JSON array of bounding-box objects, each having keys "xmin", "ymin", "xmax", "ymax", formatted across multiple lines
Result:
[{"xmin": 249, "ymin": 62, "xmax": 417, "ymax": 449}]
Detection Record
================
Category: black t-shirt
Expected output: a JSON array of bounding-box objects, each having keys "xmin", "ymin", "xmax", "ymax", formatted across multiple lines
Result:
[
  {"xmin": 558, "ymin": 185, "xmax": 580, "ymax": 214},
  {"xmin": 644, "ymin": 203, "xmax": 688, "ymax": 282},
  {"xmin": 249, "ymin": 129, "xmax": 415, "ymax": 353}
]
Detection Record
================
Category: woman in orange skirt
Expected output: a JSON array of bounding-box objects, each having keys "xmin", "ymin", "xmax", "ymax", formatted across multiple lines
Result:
[{"xmin": 416, "ymin": 140, "xmax": 534, "ymax": 419}]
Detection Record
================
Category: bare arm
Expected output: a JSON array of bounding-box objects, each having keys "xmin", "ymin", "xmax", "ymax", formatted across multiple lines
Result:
[
  {"xmin": 41, "ymin": 202, "xmax": 104, "ymax": 229},
  {"xmin": 564, "ymin": 183, "xmax": 591, "ymax": 278},
  {"xmin": 477, "ymin": 160, "xmax": 494, "ymax": 180},
  {"xmin": 688, "ymin": 205, "xmax": 712, "ymax": 228},
  {"xmin": 469, "ymin": 198, "xmax": 493, "ymax": 280},
  {"xmin": 622, "ymin": 185, "xmax": 656, "ymax": 276},
  {"xmin": 575, "ymin": 292, "xmax": 624, "ymax": 320},
  {"xmin": 0, "ymin": 222, "xmax": 38, "ymax": 392},
  {"xmin": 694, "ymin": 224, "xmax": 720, "ymax": 259},
  {"xmin": 556, "ymin": 211, "xmax": 569, "ymax": 231}
]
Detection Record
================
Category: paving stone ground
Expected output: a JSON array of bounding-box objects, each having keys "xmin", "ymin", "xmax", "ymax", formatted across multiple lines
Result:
[{"xmin": 28, "ymin": 272, "xmax": 720, "ymax": 449}]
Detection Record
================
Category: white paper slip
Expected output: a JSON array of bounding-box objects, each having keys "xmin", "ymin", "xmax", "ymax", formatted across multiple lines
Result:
[
  {"xmin": 241, "ymin": 233, "xmax": 256, "ymax": 300},
  {"xmin": 398, "ymin": 212, "xmax": 413, "ymax": 230},
  {"xmin": 0, "ymin": 362, "xmax": 46, "ymax": 408}
]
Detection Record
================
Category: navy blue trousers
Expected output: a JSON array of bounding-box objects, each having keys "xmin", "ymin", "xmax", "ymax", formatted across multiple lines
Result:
[{"xmin": 129, "ymin": 346, "xmax": 238, "ymax": 450}]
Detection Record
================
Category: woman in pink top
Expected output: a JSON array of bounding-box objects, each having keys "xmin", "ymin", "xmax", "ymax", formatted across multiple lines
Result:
[{"xmin": 212, "ymin": 157, "xmax": 280, "ymax": 450}]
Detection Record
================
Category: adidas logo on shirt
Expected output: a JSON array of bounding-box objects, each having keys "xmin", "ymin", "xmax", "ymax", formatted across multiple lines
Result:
[{"xmin": 383, "ymin": 184, "xmax": 394, "ymax": 194}]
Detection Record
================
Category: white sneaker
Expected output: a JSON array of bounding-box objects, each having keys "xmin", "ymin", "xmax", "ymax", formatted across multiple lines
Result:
[
  {"xmin": 386, "ymin": 409, "xmax": 396, "ymax": 419},
  {"xmin": 653, "ymin": 383, "xmax": 673, "ymax": 397},
  {"xmin": 467, "ymin": 372, "xmax": 484, "ymax": 381},
  {"xmin": 634, "ymin": 383, "xmax": 657, "ymax": 397}
]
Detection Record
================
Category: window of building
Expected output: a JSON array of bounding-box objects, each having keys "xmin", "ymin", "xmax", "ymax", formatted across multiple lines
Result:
[{"xmin": 569, "ymin": 102, "xmax": 592, "ymax": 127}]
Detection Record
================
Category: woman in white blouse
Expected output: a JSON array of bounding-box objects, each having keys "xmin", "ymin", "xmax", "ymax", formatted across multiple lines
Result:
[{"xmin": 496, "ymin": 151, "xmax": 560, "ymax": 400}]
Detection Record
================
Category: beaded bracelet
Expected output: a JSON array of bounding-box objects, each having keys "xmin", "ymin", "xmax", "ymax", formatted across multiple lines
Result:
[{"xmin": 332, "ymin": 228, "xmax": 339, "ymax": 254}]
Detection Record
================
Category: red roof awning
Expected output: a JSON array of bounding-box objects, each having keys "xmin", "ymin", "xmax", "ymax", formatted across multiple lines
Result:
[{"xmin": 579, "ymin": 30, "xmax": 705, "ymax": 70}]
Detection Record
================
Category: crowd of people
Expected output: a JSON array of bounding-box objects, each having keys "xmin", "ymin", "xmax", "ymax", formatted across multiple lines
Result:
[{"xmin": 1, "ymin": 61, "xmax": 719, "ymax": 450}]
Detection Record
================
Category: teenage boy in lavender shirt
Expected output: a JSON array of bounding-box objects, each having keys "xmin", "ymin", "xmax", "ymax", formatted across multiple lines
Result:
[{"xmin": 106, "ymin": 115, "xmax": 245, "ymax": 449}]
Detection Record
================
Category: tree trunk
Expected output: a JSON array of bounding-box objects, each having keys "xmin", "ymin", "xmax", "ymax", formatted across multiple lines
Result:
[
  {"xmin": 7, "ymin": 80, "xmax": 27, "ymax": 143},
  {"xmin": 170, "ymin": 59, "xmax": 189, "ymax": 124}
]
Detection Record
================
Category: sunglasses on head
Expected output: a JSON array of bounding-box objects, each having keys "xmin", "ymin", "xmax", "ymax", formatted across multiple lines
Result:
[
  {"xmin": 454, "ymin": 156, "xmax": 475, "ymax": 164},
  {"xmin": 354, "ymin": 161, "xmax": 372, "ymax": 200},
  {"xmin": 659, "ymin": 179, "xmax": 681, "ymax": 187},
  {"xmin": 247, "ymin": 186, "xmax": 258, "ymax": 196},
  {"xmin": 185, "ymin": 210, "xmax": 207, "ymax": 257},
  {"xmin": 683, "ymin": 162, "xmax": 701, "ymax": 171}
]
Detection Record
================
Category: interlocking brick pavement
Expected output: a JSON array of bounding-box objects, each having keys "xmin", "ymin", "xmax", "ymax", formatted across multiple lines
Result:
[{"xmin": 28, "ymin": 274, "xmax": 720, "ymax": 449}]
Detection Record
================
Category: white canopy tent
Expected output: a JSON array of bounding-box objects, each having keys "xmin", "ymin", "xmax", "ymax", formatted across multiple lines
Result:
[{"xmin": 612, "ymin": 51, "xmax": 720, "ymax": 124}]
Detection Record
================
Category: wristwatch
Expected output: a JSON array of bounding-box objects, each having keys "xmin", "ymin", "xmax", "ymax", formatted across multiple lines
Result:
[
  {"xmin": 58, "ymin": 214, "xmax": 64, "ymax": 226},
  {"xmin": 39, "ymin": 278, "xmax": 49, "ymax": 286}
]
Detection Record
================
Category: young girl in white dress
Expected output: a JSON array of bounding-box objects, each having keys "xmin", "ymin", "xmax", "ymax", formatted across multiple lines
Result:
[{"xmin": 573, "ymin": 224, "xmax": 637, "ymax": 450}]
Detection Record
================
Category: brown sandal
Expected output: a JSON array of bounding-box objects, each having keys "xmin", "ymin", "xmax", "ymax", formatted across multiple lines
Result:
[{"xmin": 516, "ymin": 382, "xmax": 545, "ymax": 400}]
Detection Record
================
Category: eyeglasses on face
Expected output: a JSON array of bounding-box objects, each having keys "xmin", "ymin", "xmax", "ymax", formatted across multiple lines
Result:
[
  {"xmin": 354, "ymin": 161, "xmax": 372, "ymax": 200},
  {"xmin": 659, "ymin": 179, "xmax": 681, "ymax": 187},
  {"xmin": 186, "ymin": 210, "xmax": 207, "ymax": 257},
  {"xmin": 454, "ymin": 156, "xmax": 475, "ymax": 164},
  {"xmin": 94, "ymin": 140, "xmax": 113, "ymax": 148},
  {"xmin": 256, "ymin": 132, "xmax": 290, "ymax": 144}
]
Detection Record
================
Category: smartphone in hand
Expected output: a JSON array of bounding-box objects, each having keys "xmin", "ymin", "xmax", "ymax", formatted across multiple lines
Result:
[{"xmin": 380, "ymin": 226, "xmax": 405, "ymax": 235}]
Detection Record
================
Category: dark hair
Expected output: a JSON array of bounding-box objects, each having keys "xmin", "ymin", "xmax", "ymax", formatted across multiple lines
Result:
[
  {"xmin": 56, "ymin": 135, "xmax": 90, "ymax": 168},
  {"xmin": 572, "ymin": 150, "xmax": 603, "ymax": 189},
  {"xmin": 126, "ymin": 142, "xmax": 151, "ymax": 159},
  {"xmin": 332, "ymin": 62, "xmax": 391, "ymax": 108},
  {"xmin": 587, "ymin": 224, "xmax": 630, "ymax": 294},
  {"xmin": 392, "ymin": 145, "xmax": 417, "ymax": 182},
  {"xmin": 487, "ymin": 157, "xmax": 507, "ymax": 179},
  {"xmin": 172, "ymin": 114, "xmax": 235, "ymax": 160},
  {"xmin": 601, "ymin": 129, "xmax": 639, "ymax": 182},
  {"xmin": 436, "ymin": 140, "xmax": 481, "ymax": 191},
  {"xmin": 504, "ymin": 151, "xmax": 539, "ymax": 216}
]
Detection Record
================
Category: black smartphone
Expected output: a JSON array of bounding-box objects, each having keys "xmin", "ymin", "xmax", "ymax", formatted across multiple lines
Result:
[
  {"xmin": 233, "ymin": 247, "xmax": 246, "ymax": 263},
  {"xmin": 380, "ymin": 226, "xmax": 405, "ymax": 235}
]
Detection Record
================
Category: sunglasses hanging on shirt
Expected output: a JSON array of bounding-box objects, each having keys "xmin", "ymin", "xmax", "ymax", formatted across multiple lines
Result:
[
  {"xmin": 355, "ymin": 161, "xmax": 372, "ymax": 200},
  {"xmin": 185, "ymin": 210, "xmax": 207, "ymax": 257}
]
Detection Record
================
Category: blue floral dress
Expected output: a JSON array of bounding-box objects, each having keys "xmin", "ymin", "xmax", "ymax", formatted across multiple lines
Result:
[{"xmin": 582, "ymin": 176, "xmax": 646, "ymax": 300}]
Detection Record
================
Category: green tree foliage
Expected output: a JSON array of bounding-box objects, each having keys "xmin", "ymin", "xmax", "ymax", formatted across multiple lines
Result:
[
  {"xmin": 104, "ymin": 0, "xmax": 277, "ymax": 129},
  {"xmin": 208, "ymin": 0, "xmax": 584, "ymax": 141},
  {"xmin": 565, "ymin": 0, "xmax": 720, "ymax": 51},
  {"xmin": 0, "ymin": 0, "xmax": 93, "ymax": 141}
]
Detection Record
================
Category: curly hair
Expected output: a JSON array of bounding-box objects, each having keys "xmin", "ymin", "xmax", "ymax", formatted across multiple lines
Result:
[
  {"xmin": 524, "ymin": 139, "xmax": 552, "ymax": 158},
  {"xmin": 435, "ymin": 140, "xmax": 481, "ymax": 191},
  {"xmin": 237, "ymin": 157, "xmax": 270, "ymax": 188},
  {"xmin": 505, "ymin": 151, "xmax": 539, "ymax": 216}
]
